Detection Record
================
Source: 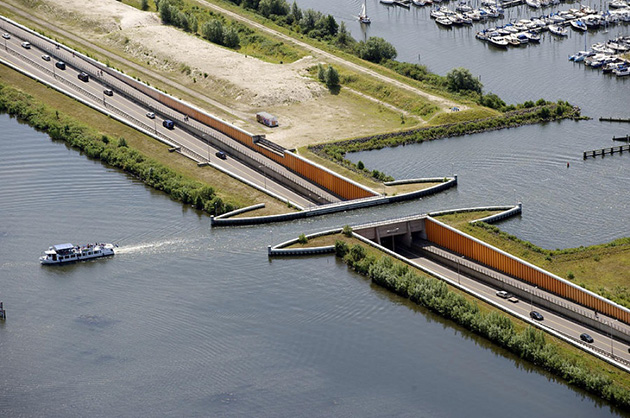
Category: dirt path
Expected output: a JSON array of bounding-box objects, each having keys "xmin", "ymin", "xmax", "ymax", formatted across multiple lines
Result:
[
  {"xmin": 197, "ymin": 0, "xmax": 466, "ymax": 112},
  {"xmin": 0, "ymin": 0, "xmax": 465, "ymax": 149}
]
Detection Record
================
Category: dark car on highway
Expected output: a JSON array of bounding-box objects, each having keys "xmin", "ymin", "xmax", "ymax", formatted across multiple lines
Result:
[
  {"xmin": 530, "ymin": 311, "xmax": 544, "ymax": 321},
  {"xmin": 163, "ymin": 119, "xmax": 174, "ymax": 129},
  {"xmin": 55, "ymin": 61, "xmax": 66, "ymax": 70},
  {"xmin": 580, "ymin": 333, "xmax": 594, "ymax": 343},
  {"xmin": 215, "ymin": 151, "xmax": 227, "ymax": 160},
  {"xmin": 78, "ymin": 72, "xmax": 89, "ymax": 82}
]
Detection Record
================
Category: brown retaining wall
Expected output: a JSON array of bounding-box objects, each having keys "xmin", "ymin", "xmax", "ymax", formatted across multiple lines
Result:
[{"xmin": 425, "ymin": 217, "xmax": 630, "ymax": 324}]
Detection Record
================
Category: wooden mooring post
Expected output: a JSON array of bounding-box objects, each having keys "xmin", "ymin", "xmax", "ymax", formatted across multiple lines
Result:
[
  {"xmin": 0, "ymin": 302, "xmax": 6, "ymax": 320},
  {"xmin": 583, "ymin": 144, "xmax": 630, "ymax": 159},
  {"xmin": 612, "ymin": 135, "xmax": 630, "ymax": 142}
]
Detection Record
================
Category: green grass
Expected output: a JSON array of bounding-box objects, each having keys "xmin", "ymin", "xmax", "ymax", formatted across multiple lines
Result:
[
  {"xmin": 438, "ymin": 211, "xmax": 630, "ymax": 308},
  {"xmin": 459, "ymin": 222, "xmax": 630, "ymax": 309},
  {"xmin": 427, "ymin": 107, "xmax": 502, "ymax": 125},
  {"xmin": 0, "ymin": 64, "xmax": 294, "ymax": 216},
  {"xmin": 297, "ymin": 232, "xmax": 630, "ymax": 404},
  {"xmin": 432, "ymin": 210, "xmax": 504, "ymax": 227}
]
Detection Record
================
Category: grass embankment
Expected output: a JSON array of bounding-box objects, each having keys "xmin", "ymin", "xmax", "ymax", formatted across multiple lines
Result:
[
  {"xmin": 434, "ymin": 215, "xmax": 630, "ymax": 310},
  {"xmin": 309, "ymin": 101, "xmax": 582, "ymax": 174},
  {"xmin": 0, "ymin": 65, "xmax": 293, "ymax": 216},
  {"xmin": 291, "ymin": 231, "xmax": 630, "ymax": 409}
]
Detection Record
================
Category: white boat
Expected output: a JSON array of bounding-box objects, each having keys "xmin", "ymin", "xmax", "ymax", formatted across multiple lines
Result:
[
  {"xmin": 488, "ymin": 35, "xmax": 509, "ymax": 47},
  {"xmin": 548, "ymin": 24, "xmax": 568, "ymax": 36},
  {"xmin": 455, "ymin": 1, "xmax": 473, "ymax": 12},
  {"xmin": 380, "ymin": 0, "xmax": 395, "ymax": 4},
  {"xmin": 526, "ymin": 0, "xmax": 541, "ymax": 8},
  {"xmin": 609, "ymin": 0, "xmax": 629, "ymax": 8},
  {"xmin": 570, "ymin": 19, "xmax": 587, "ymax": 31},
  {"xmin": 359, "ymin": 1, "xmax": 371, "ymax": 24},
  {"xmin": 523, "ymin": 31, "xmax": 541, "ymax": 42},
  {"xmin": 436, "ymin": 16, "xmax": 454, "ymax": 26},
  {"xmin": 40, "ymin": 242, "xmax": 116, "ymax": 265},
  {"xmin": 614, "ymin": 66, "xmax": 630, "ymax": 77}
]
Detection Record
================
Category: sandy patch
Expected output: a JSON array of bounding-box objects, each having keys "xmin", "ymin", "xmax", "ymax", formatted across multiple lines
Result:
[{"xmin": 19, "ymin": 0, "xmax": 413, "ymax": 148}]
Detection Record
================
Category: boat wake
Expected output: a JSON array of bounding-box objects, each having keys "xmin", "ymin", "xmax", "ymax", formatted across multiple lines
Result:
[{"xmin": 115, "ymin": 238, "xmax": 200, "ymax": 255}]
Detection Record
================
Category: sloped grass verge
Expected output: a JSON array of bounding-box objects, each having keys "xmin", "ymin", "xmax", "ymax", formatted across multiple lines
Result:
[{"xmin": 333, "ymin": 238, "xmax": 630, "ymax": 410}]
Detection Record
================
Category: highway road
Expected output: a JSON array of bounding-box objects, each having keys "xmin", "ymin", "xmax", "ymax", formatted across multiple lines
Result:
[
  {"xmin": 0, "ymin": 22, "xmax": 342, "ymax": 209},
  {"xmin": 395, "ymin": 244, "xmax": 630, "ymax": 366}
]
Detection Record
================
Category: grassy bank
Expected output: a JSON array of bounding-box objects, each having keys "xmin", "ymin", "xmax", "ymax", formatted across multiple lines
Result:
[
  {"xmin": 435, "ymin": 216, "xmax": 630, "ymax": 310},
  {"xmin": 293, "ymin": 231, "xmax": 630, "ymax": 409},
  {"xmin": 0, "ymin": 65, "xmax": 293, "ymax": 216}
]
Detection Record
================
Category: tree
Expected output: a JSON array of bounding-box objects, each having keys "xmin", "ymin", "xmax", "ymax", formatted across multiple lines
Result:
[
  {"xmin": 356, "ymin": 37, "xmax": 397, "ymax": 63},
  {"xmin": 480, "ymin": 93, "xmax": 505, "ymax": 110},
  {"xmin": 159, "ymin": 0, "xmax": 173, "ymax": 24},
  {"xmin": 335, "ymin": 22, "xmax": 352, "ymax": 48},
  {"xmin": 290, "ymin": 1, "xmax": 302, "ymax": 24},
  {"xmin": 325, "ymin": 65, "xmax": 340, "ymax": 89},
  {"xmin": 202, "ymin": 20, "xmax": 224, "ymax": 44},
  {"xmin": 446, "ymin": 67, "xmax": 482, "ymax": 94},
  {"xmin": 317, "ymin": 63, "xmax": 325, "ymax": 82},
  {"xmin": 223, "ymin": 27, "xmax": 240, "ymax": 48},
  {"xmin": 322, "ymin": 14, "xmax": 338, "ymax": 37},
  {"xmin": 141, "ymin": 0, "xmax": 149, "ymax": 11},
  {"xmin": 299, "ymin": 9, "xmax": 319, "ymax": 33},
  {"xmin": 258, "ymin": 0, "xmax": 289, "ymax": 18}
]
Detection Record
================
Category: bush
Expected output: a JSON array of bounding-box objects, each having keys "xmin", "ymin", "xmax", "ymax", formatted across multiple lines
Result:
[
  {"xmin": 446, "ymin": 68, "xmax": 482, "ymax": 94},
  {"xmin": 342, "ymin": 225, "xmax": 353, "ymax": 237},
  {"xmin": 333, "ymin": 242, "xmax": 630, "ymax": 409},
  {"xmin": 335, "ymin": 240, "xmax": 349, "ymax": 257},
  {"xmin": 356, "ymin": 37, "xmax": 397, "ymax": 63},
  {"xmin": 325, "ymin": 65, "xmax": 340, "ymax": 89},
  {"xmin": 298, "ymin": 233, "xmax": 308, "ymax": 244},
  {"xmin": 0, "ymin": 83, "xmax": 233, "ymax": 217}
]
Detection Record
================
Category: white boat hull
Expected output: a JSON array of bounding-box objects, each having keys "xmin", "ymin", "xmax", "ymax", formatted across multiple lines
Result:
[{"xmin": 40, "ymin": 243, "xmax": 116, "ymax": 265}]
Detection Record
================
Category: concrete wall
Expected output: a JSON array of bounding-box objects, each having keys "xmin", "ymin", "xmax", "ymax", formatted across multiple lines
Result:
[
  {"xmin": 425, "ymin": 217, "xmax": 630, "ymax": 326},
  {"xmin": 211, "ymin": 177, "xmax": 457, "ymax": 226}
]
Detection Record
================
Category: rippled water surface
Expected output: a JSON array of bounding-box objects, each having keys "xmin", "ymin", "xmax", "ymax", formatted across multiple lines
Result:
[{"xmin": 1, "ymin": 1, "xmax": 630, "ymax": 415}]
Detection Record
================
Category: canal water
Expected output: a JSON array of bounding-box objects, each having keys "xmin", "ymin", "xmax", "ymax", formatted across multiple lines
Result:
[
  {"xmin": 1, "ymin": 1, "xmax": 630, "ymax": 415},
  {"xmin": 295, "ymin": 0, "xmax": 630, "ymax": 249}
]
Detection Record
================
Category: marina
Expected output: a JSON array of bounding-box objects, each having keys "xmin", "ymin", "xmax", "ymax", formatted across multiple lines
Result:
[
  {"xmin": 570, "ymin": 35, "xmax": 630, "ymax": 77},
  {"xmin": 370, "ymin": 0, "xmax": 630, "ymax": 53}
]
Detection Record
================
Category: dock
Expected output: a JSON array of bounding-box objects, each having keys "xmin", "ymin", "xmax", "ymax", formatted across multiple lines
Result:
[
  {"xmin": 613, "ymin": 135, "xmax": 630, "ymax": 142},
  {"xmin": 583, "ymin": 144, "xmax": 630, "ymax": 159},
  {"xmin": 0, "ymin": 302, "xmax": 5, "ymax": 320},
  {"xmin": 600, "ymin": 117, "xmax": 630, "ymax": 123}
]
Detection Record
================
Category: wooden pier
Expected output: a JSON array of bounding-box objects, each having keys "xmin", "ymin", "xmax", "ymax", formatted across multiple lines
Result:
[
  {"xmin": 613, "ymin": 135, "xmax": 630, "ymax": 142},
  {"xmin": 600, "ymin": 117, "xmax": 630, "ymax": 123},
  {"xmin": 583, "ymin": 145, "xmax": 630, "ymax": 159}
]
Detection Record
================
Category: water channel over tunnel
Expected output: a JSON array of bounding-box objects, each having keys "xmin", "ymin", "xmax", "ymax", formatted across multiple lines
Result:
[{"xmin": 1, "ymin": 0, "xmax": 630, "ymax": 414}]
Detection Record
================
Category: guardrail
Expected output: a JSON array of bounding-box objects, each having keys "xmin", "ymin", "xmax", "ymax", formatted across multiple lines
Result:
[
  {"xmin": 418, "ymin": 243, "xmax": 630, "ymax": 340},
  {"xmin": 0, "ymin": 17, "xmax": 333, "ymax": 203}
]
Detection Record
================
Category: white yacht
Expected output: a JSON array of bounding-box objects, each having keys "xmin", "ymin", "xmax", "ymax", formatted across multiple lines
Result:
[
  {"xmin": 40, "ymin": 242, "xmax": 116, "ymax": 265},
  {"xmin": 548, "ymin": 24, "xmax": 568, "ymax": 36}
]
